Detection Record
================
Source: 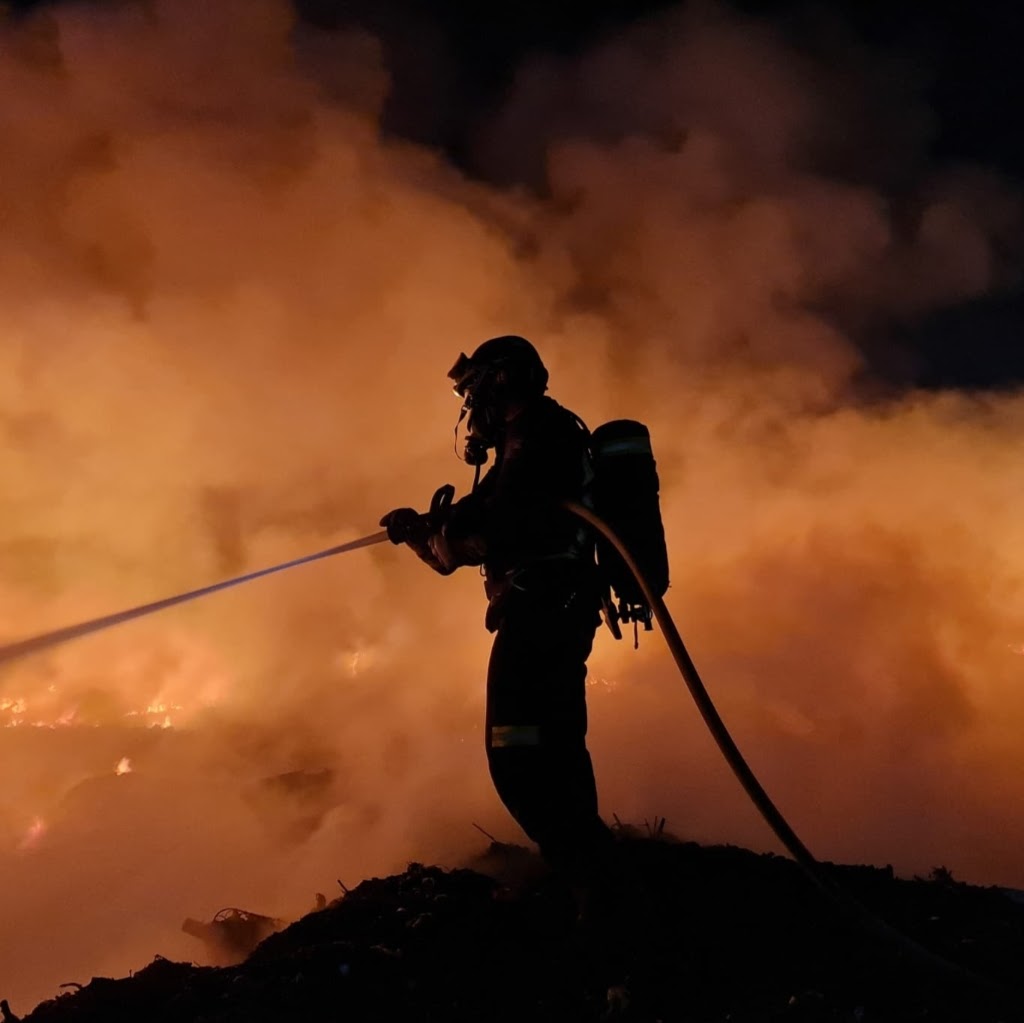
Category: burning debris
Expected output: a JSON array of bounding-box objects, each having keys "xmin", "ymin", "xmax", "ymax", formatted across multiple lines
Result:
[
  {"xmin": 10, "ymin": 837, "xmax": 1024, "ymax": 1022},
  {"xmin": 0, "ymin": 691, "xmax": 185, "ymax": 731}
]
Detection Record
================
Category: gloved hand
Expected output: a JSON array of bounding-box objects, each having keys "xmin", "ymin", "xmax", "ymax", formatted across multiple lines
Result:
[{"xmin": 379, "ymin": 507, "xmax": 431, "ymax": 546}]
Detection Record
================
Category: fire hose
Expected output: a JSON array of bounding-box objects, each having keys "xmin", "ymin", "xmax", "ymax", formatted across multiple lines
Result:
[
  {"xmin": 0, "ymin": 502, "xmax": 1017, "ymax": 1009},
  {"xmin": 566, "ymin": 500, "xmax": 1018, "ymax": 1010},
  {"xmin": 0, "ymin": 530, "xmax": 388, "ymax": 667}
]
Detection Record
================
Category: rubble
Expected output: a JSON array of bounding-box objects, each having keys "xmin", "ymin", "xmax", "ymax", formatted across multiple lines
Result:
[{"xmin": 11, "ymin": 838, "xmax": 1024, "ymax": 1022}]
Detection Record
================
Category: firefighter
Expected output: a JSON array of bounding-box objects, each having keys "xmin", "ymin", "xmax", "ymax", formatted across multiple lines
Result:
[{"xmin": 380, "ymin": 335, "xmax": 613, "ymax": 883}]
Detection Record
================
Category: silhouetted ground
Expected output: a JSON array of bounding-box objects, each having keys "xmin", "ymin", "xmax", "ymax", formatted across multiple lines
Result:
[{"xmin": 11, "ymin": 836, "xmax": 1024, "ymax": 1023}]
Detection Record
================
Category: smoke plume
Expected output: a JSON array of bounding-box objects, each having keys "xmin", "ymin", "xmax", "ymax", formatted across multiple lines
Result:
[{"xmin": 1, "ymin": 0, "xmax": 1023, "ymax": 1009}]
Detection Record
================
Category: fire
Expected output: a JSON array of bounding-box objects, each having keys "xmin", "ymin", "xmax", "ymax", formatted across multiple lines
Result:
[
  {"xmin": 124, "ymin": 703, "xmax": 183, "ymax": 729},
  {"xmin": 335, "ymin": 643, "xmax": 380, "ymax": 678},
  {"xmin": 17, "ymin": 817, "xmax": 47, "ymax": 852},
  {"xmin": 1, "ymin": 692, "xmax": 185, "ymax": 729},
  {"xmin": 115, "ymin": 757, "xmax": 133, "ymax": 776},
  {"xmin": 0, "ymin": 632, "xmax": 229, "ymax": 730},
  {"xmin": 1, "ymin": 0, "xmax": 1024, "ymax": 1013}
]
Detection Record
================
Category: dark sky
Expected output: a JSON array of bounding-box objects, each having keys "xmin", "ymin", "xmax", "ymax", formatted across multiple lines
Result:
[
  {"xmin": 11, "ymin": 0, "xmax": 1024, "ymax": 389},
  {"xmin": 298, "ymin": 0, "xmax": 1024, "ymax": 391},
  {"xmin": 293, "ymin": 1, "xmax": 1024, "ymax": 172}
]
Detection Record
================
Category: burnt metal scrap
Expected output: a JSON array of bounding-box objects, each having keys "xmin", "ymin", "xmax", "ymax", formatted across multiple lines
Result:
[
  {"xmin": 182, "ymin": 907, "xmax": 287, "ymax": 965},
  {"xmin": 10, "ymin": 839, "xmax": 1024, "ymax": 1023}
]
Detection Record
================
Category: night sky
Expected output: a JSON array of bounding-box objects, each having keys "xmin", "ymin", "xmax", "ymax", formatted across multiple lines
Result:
[
  {"xmin": 10, "ymin": 0, "xmax": 1024, "ymax": 389},
  {"xmin": 300, "ymin": 0, "xmax": 1024, "ymax": 391}
]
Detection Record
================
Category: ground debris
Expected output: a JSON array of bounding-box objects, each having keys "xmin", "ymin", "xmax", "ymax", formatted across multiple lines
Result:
[
  {"xmin": 25, "ymin": 958, "xmax": 214, "ymax": 1023},
  {"xmin": 13, "ymin": 839, "xmax": 1024, "ymax": 1023}
]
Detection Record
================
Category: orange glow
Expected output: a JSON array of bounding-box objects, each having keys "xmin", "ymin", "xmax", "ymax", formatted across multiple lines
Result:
[
  {"xmin": 17, "ymin": 818, "xmax": 47, "ymax": 853},
  {"xmin": 0, "ymin": 0, "xmax": 1022, "ymax": 1014}
]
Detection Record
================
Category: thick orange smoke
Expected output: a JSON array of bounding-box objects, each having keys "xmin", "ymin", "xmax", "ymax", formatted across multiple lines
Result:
[{"xmin": 1, "ymin": 0, "xmax": 1023, "ymax": 1010}]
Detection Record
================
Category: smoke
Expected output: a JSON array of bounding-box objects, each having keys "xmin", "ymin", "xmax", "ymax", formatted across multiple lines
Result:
[{"xmin": 1, "ymin": 0, "xmax": 1023, "ymax": 1009}]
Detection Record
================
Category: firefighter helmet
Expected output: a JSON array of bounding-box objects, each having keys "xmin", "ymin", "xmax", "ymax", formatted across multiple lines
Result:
[
  {"xmin": 447, "ymin": 336, "xmax": 549, "ymax": 467},
  {"xmin": 447, "ymin": 335, "xmax": 548, "ymax": 406}
]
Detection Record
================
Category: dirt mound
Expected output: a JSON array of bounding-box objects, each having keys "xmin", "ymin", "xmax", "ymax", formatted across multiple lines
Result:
[{"xmin": 14, "ymin": 838, "xmax": 1024, "ymax": 1022}]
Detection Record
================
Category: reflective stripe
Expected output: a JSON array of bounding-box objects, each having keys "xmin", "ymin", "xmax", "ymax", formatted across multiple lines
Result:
[
  {"xmin": 596, "ymin": 438, "xmax": 651, "ymax": 457},
  {"xmin": 490, "ymin": 725, "xmax": 540, "ymax": 748}
]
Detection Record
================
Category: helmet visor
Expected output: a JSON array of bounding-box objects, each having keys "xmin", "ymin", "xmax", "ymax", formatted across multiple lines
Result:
[{"xmin": 448, "ymin": 352, "xmax": 482, "ymax": 399}]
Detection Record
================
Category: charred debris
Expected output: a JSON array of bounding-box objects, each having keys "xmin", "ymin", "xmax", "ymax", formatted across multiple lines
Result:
[{"xmin": 10, "ymin": 833, "xmax": 1024, "ymax": 1023}]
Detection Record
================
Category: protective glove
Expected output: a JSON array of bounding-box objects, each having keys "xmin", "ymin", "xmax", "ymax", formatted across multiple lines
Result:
[{"xmin": 379, "ymin": 507, "xmax": 431, "ymax": 546}]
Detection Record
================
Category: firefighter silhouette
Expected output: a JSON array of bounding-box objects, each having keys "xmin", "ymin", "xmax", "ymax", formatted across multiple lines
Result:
[{"xmin": 381, "ymin": 335, "xmax": 613, "ymax": 880}]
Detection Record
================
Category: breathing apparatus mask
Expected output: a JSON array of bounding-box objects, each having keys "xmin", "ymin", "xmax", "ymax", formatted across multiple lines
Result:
[
  {"xmin": 447, "ymin": 336, "xmax": 549, "ymax": 469},
  {"xmin": 448, "ymin": 352, "xmax": 499, "ymax": 467}
]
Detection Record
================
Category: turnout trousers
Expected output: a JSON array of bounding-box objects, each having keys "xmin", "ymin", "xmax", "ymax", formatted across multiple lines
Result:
[{"xmin": 484, "ymin": 589, "xmax": 612, "ymax": 879}]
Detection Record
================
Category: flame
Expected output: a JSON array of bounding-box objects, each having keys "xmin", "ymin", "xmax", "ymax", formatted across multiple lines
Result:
[
  {"xmin": 333, "ymin": 642, "xmax": 382, "ymax": 678},
  {"xmin": 17, "ymin": 818, "xmax": 47, "ymax": 852},
  {"xmin": 0, "ymin": 630, "xmax": 229, "ymax": 730},
  {"xmin": 2, "ymin": 691, "xmax": 186, "ymax": 729},
  {"xmin": 115, "ymin": 757, "xmax": 133, "ymax": 775}
]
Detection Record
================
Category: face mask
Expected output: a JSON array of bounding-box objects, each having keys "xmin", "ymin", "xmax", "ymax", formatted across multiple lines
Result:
[{"xmin": 448, "ymin": 353, "xmax": 504, "ymax": 466}]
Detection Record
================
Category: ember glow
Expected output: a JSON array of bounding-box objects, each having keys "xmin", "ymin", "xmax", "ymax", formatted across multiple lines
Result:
[
  {"xmin": 1, "ymin": 0, "xmax": 1023, "ymax": 1012},
  {"xmin": 17, "ymin": 817, "xmax": 47, "ymax": 852}
]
